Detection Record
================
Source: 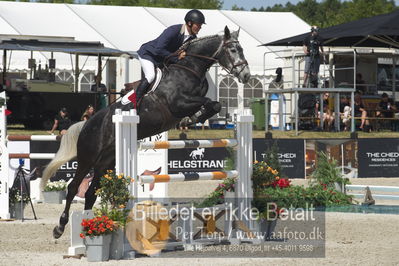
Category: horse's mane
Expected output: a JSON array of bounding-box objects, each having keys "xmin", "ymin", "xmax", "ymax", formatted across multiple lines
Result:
[{"xmin": 179, "ymin": 34, "xmax": 221, "ymax": 50}]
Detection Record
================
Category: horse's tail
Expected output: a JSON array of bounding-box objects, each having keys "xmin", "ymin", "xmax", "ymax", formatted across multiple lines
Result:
[{"xmin": 40, "ymin": 121, "xmax": 86, "ymax": 191}]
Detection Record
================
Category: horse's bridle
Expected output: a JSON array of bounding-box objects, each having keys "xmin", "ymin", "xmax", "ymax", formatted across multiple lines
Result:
[
  {"xmin": 167, "ymin": 38, "xmax": 248, "ymax": 79},
  {"xmin": 211, "ymin": 39, "xmax": 248, "ymax": 76}
]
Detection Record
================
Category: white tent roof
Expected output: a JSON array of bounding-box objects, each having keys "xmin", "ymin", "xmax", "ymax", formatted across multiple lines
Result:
[{"xmin": 0, "ymin": 1, "xmax": 310, "ymax": 74}]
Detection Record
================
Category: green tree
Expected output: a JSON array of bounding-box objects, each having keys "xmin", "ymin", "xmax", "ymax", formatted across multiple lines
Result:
[
  {"xmin": 231, "ymin": 4, "xmax": 245, "ymax": 11},
  {"xmin": 87, "ymin": 0, "xmax": 222, "ymax": 9},
  {"xmin": 260, "ymin": 0, "xmax": 398, "ymax": 28}
]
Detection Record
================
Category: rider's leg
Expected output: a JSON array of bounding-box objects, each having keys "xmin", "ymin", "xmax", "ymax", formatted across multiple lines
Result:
[{"xmin": 136, "ymin": 57, "xmax": 156, "ymax": 103}]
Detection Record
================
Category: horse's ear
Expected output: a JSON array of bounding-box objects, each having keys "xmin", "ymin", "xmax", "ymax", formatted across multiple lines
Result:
[
  {"xmin": 224, "ymin": 26, "xmax": 231, "ymax": 40},
  {"xmin": 237, "ymin": 27, "xmax": 240, "ymax": 36}
]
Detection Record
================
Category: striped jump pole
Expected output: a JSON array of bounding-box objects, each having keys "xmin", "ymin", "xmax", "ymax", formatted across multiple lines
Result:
[
  {"xmin": 7, "ymin": 135, "xmax": 61, "ymax": 141},
  {"xmin": 140, "ymin": 139, "xmax": 238, "ymax": 150},
  {"xmin": 8, "ymin": 153, "xmax": 56, "ymax": 159},
  {"xmin": 140, "ymin": 170, "xmax": 239, "ymax": 184}
]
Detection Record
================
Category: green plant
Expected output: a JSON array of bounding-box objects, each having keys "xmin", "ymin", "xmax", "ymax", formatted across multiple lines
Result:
[
  {"xmin": 252, "ymin": 160, "xmax": 282, "ymax": 190},
  {"xmin": 95, "ymin": 170, "xmax": 133, "ymax": 226},
  {"xmin": 310, "ymin": 151, "xmax": 350, "ymax": 188},
  {"xmin": 43, "ymin": 180, "xmax": 68, "ymax": 192},
  {"xmin": 9, "ymin": 187, "xmax": 30, "ymax": 205},
  {"xmin": 254, "ymin": 184, "xmax": 352, "ymax": 213},
  {"xmin": 263, "ymin": 142, "xmax": 283, "ymax": 176},
  {"xmin": 253, "ymin": 152, "xmax": 353, "ymax": 220},
  {"xmin": 196, "ymin": 177, "xmax": 236, "ymax": 208}
]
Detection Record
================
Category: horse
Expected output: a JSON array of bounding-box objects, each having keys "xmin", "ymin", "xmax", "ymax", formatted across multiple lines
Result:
[{"xmin": 41, "ymin": 26, "xmax": 251, "ymax": 239}]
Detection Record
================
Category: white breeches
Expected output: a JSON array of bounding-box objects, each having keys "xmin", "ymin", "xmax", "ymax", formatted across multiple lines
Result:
[{"xmin": 138, "ymin": 56, "xmax": 156, "ymax": 84}]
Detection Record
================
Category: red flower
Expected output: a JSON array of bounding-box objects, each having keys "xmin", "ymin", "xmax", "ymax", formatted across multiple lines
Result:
[
  {"xmin": 80, "ymin": 233, "xmax": 85, "ymax": 239},
  {"xmin": 272, "ymin": 178, "xmax": 291, "ymax": 188},
  {"xmin": 81, "ymin": 215, "xmax": 116, "ymax": 237}
]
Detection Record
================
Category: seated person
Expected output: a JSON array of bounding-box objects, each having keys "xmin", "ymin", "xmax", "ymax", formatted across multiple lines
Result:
[
  {"xmin": 340, "ymin": 96, "xmax": 351, "ymax": 131},
  {"xmin": 81, "ymin": 104, "xmax": 95, "ymax": 121},
  {"xmin": 354, "ymin": 93, "xmax": 370, "ymax": 132},
  {"xmin": 316, "ymin": 92, "xmax": 334, "ymax": 131},
  {"xmin": 376, "ymin": 93, "xmax": 397, "ymax": 118},
  {"xmin": 47, "ymin": 107, "xmax": 72, "ymax": 135}
]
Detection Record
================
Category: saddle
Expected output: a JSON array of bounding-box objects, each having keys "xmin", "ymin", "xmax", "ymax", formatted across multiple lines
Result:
[{"xmin": 121, "ymin": 68, "xmax": 163, "ymax": 105}]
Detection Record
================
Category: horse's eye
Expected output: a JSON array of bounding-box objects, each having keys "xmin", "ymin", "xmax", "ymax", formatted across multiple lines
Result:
[{"xmin": 230, "ymin": 49, "xmax": 237, "ymax": 53}]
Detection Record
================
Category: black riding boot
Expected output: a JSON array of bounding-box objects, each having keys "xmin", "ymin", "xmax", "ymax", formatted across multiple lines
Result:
[{"xmin": 135, "ymin": 78, "xmax": 150, "ymax": 103}]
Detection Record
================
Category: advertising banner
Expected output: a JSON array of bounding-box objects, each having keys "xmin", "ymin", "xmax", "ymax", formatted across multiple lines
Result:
[
  {"xmin": 168, "ymin": 147, "xmax": 231, "ymax": 174},
  {"xmin": 305, "ymin": 139, "xmax": 357, "ymax": 178},
  {"xmin": 358, "ymin": 138, "xmax": 399, "ymax": 177},
  {"xmin": 253, "ymin": 139, "xmax": 305, "ymax": 179}
]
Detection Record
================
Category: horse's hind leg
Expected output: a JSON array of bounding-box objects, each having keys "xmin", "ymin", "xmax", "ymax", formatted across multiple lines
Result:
[
  {"xmin": 53, "ymin": 164, "xmax": 91, "ymax": 239},
  {"xmin": 84, "ymin": 174, "xmax": 100, "ymax": 210}
]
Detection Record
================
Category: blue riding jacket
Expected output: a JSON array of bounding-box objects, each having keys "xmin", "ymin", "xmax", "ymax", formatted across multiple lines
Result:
[{"xmin": 137, "ymin": 24, "xmax": 196, "ymax": 67}]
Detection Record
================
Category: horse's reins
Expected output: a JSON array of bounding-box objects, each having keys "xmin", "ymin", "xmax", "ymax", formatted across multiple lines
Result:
[{"xmin": 165, "ymin": 39, "xmax": 248, "ymax": 79}]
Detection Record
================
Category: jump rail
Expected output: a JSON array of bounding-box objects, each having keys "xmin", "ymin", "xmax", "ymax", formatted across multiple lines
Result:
[
  {"xmin": 346, "ymin": 185, "xmax": 399, "ymax": 201},
  {"xmin": 8, "ymin": 153, "xmax": 55, "ymax": 159},
  {"xmin": 139, "ymin": 139, "xmax": 238, "ymax": 150},
  {"xmin": 7, "ymin": 135, "xmax": 61, "ymax": 141},
  {"xmin": 140, "ymin": 170, "xmax": 239, "ymax": 183}
]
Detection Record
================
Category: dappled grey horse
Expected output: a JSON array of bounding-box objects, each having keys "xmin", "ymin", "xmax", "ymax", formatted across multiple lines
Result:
[{"xmin": 42, "ymin": 26, "xmax": 251, "ymax": 238}]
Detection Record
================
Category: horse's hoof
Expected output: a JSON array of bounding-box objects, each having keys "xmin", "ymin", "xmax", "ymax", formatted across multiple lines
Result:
[{"xmin": 53, "ymin": 226, "xmax": 64, "ymax": 239}]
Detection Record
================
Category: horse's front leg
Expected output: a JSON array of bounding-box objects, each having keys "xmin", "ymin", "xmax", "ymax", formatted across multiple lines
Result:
[{"xmin": 179, "ymin": 97, "xmax": 221, "ymax": 127}]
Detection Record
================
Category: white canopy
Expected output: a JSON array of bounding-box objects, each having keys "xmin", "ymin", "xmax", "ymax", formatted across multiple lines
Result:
[{"xmin": 0, "ymin": 2, "xmax": 309, "ymax": 74}]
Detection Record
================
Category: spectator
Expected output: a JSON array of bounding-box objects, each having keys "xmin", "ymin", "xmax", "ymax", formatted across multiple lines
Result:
[
  {"xmin": 47, "ymin": 107, "xmax": 72, "ymax": 135},
  {"xmin": 81, "ymin": 104, "xmax": 95, "ymax": 121},
  {"xmin": 355, "ymin": 73, "xmax": 367, "ymax": 95},
  {"xmin": 376, "ymin": 93, "xmax": 397, "ymax": 118},
  {"xmin": 90, "ymin": 74, "xmax": 107, "ymax": 92},
  {"xmin": 302, "ymin": 26, "xmax": 324, "ymax": 88},
  {"xmin": 340, "ymin": 96, "xmax": 351, "ymax": 131},
  {"xmin": 316, "ymin": 92, "xmax": 334, "ymax": 131},
  {"xmin": 354, "ymin": 93, "xmax": 370, "ymax": 132}
]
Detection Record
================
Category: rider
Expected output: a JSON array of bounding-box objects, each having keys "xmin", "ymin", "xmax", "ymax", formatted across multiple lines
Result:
[{"xmin": 131, "ymin": 9, "xmax": 206, "ymax": 105}]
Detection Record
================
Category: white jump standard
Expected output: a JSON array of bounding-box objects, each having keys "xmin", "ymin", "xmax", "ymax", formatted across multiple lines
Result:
[{"xmin": 110, "ymin": 108, "xmax": 255, "ymax": 254}]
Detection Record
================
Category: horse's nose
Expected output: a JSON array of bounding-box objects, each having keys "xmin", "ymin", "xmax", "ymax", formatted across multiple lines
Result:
[{"xmin": 243, "ymin": 72, "xmax": 250, "ymax": 83}]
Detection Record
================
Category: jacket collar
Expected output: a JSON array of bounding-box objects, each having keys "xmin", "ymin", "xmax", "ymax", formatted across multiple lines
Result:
[{"xmin": 180, "ymin": 24, "xmax": 185, "ymax": 35}]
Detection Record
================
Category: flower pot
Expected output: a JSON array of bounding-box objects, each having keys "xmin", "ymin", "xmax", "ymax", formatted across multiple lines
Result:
[
  {"xmin": 110, "ymin": 228, "xmax": 124, "ymax": 260},
  {"xmin": 85, "ymin": 234, "xmax": 112, "ymax": 262},
  {"xmin": 43, "ymin": 191, "xmax": 66, "ymax": 204},
  {"xmin": 10, "ymin": 203, "xmax": 26, "ymax": 220},
  {"xmin": 258, "ymin": 219, "xmax": 277, "ymax": 241}
]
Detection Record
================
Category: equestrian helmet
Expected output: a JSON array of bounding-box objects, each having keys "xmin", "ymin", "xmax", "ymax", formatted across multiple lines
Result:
[
  {"xmin": 185, "ymin": 9, "xmax": 206, "ymax": 24},
  {"xmin": 311, "ymin": 25, "xmax": 319, "ymax": 32}
]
